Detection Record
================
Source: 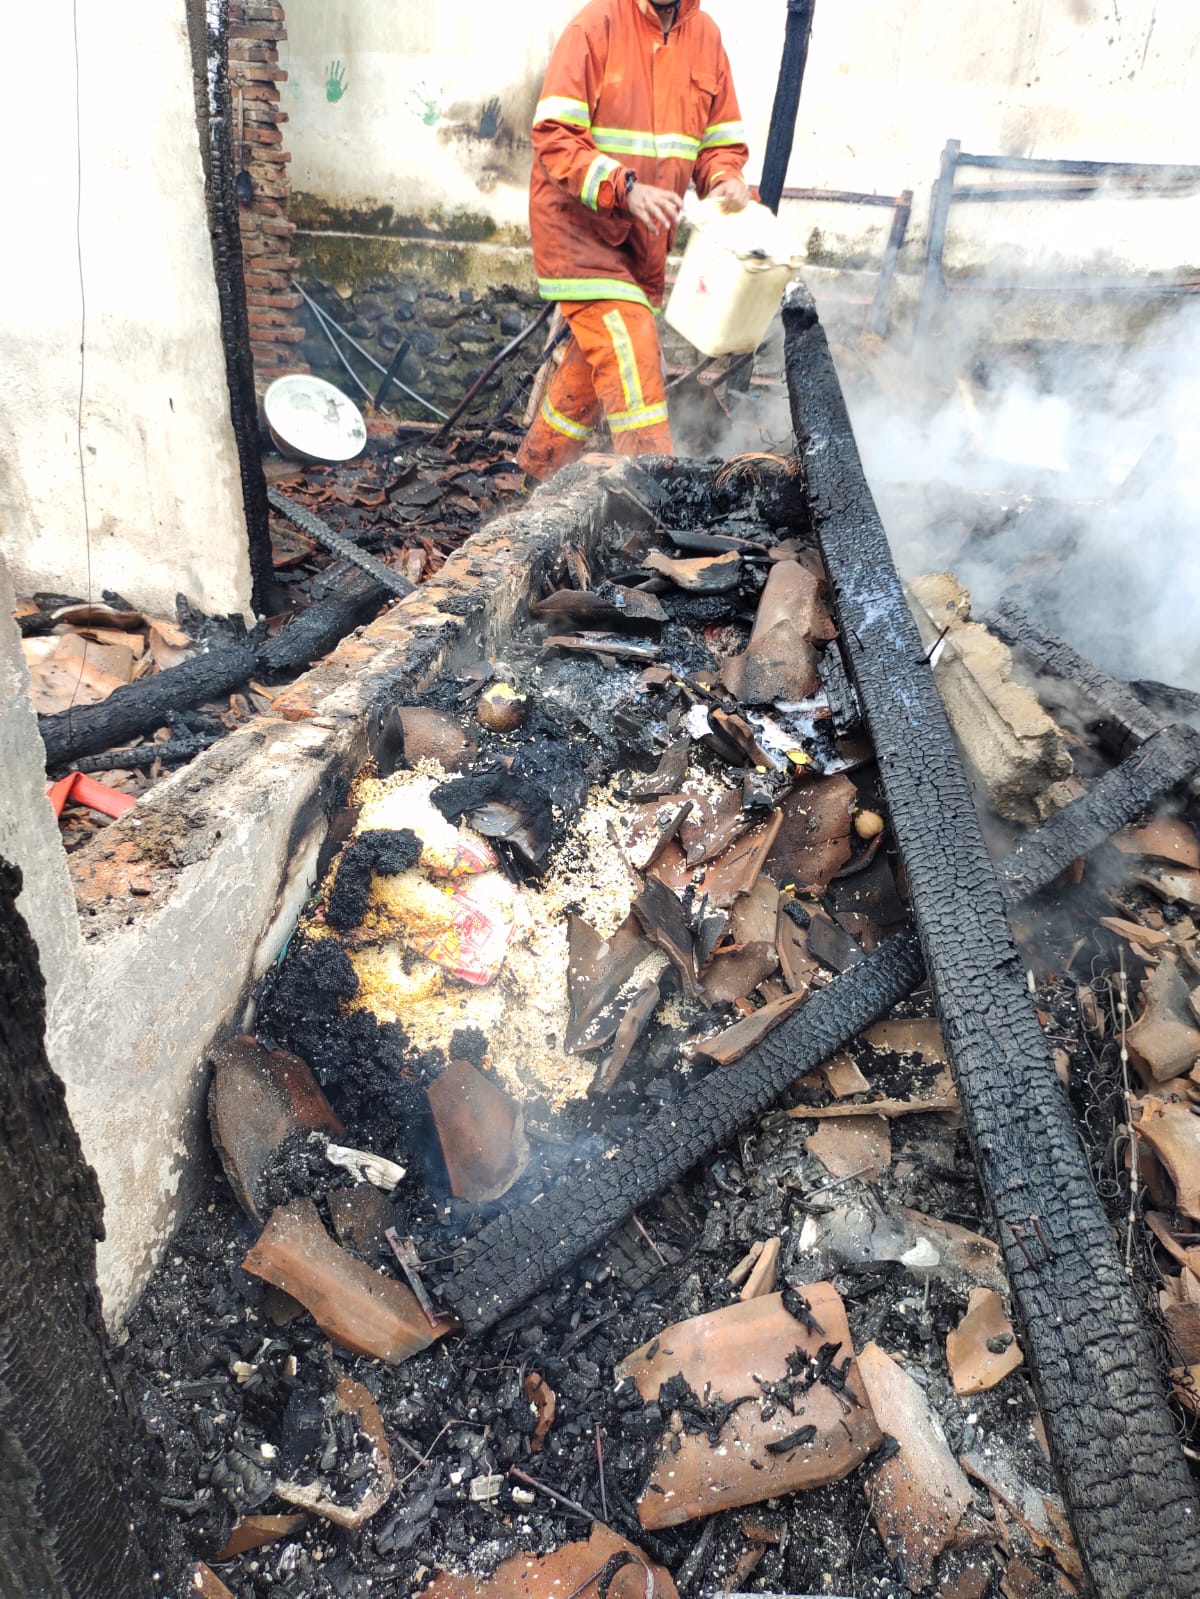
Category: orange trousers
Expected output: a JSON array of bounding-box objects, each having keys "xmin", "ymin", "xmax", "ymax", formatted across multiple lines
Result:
[{"xmin": 517, "ymin": 299, "xmax": 674, "ymax": 481}]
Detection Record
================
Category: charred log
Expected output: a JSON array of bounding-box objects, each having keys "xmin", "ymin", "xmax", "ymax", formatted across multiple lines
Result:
[
  {"xmin": 985, "ymin": 596, "xmax": 1162, "ymax": 758},
  {"xmin": 0, "ymin": 859, "xmax": 157, "ymax": 1595},
  {"xmin": 783, "ymin": 283, "xmax": 1200, "ymax": 1599},
  {"xmin": 442, "ymin": 716, "xmax": 1200, "ymax": 1326},
  {"xmin": 38, "ymin": 565, "xmax": 386, "ymax": 768},
  {"xmin": 998, "ymin": 723, "xmax": 1200, "ymax": 901}
]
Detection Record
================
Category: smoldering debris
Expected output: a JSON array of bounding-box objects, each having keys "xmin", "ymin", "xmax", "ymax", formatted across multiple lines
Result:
[{"xmin": 122, "ymin": 462, "xmax": 1200, "ymax": 1599}]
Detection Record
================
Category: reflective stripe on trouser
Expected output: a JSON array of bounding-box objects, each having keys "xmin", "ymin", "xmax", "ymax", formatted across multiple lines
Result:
[{"xmin": 516, "ymin": 299, "xmax": 673, "ymax": 481}]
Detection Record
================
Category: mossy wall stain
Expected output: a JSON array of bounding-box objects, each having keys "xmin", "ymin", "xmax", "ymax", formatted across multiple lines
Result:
[
  {"xmin": 291, "ymin": 192, "xmax": 529, "ymax": 246},
  {"xmin": 296, "ymin": 232, "xmax": 537, "ymax": 297}
]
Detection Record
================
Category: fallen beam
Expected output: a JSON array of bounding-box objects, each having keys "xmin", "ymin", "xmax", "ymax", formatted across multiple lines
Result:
[
  {"xmin": 783, "ymin": 284, "xmax": 1200, "ymax": 1599},
  {"xmin": 37, "ymin": 564, "xmax": 387, "ymax": 769},
  {"xmin": 998, "ymin": 723, "xmax": 1200, "ymax": 900},
  {"xmin": 442, "ymin": 720, "xmax": 1200, "ymax": 1321},
  {"xmin": 984, "ymin": 595, "xmax": 1162, "ymax": 758}
]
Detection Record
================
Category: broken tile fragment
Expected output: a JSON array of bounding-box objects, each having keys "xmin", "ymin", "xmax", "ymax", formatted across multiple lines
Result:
[
  {"xmin": 722, "ymin": 561, "xmax": 835, "ymax": 704},
  {"xmin": 423, "ymin": 1524, "xmax": 679, "ymax": 1599},
  {"xmin": 1135, "ymin": 1096, "xmax": 1200, "ymax": 1217},
  {"xmin": 1113, "ymin": 816, "xmax": 1200, "ymax": 870},
  {"xmin": 211, "ymin": 1514, "xmax": 308, "ymax": 1561},
  {"xmin": 806, "ymin": 1115, "xmax": 892, "ymax": 1181},
  {"xmin": 680, "ymin": 787, "xmax": 751, "ymax": 867},
  {"xmin": 523, "ymin": 1372, "xmax": 556, "ymax": 1452},
  {"xmin": 961, "ymin": 1442, "xmax": 1082, "ymax": 1583},
  {"xmin": 567, "ymin": 912, "xmax": 655, "ymax": 1052},
  {"xmin": 763, "ymin": 775, "xmax": 856, "ymax": 894},
  {"xmin": 700, "ymin": 941, "xmax": 779, "ymax": 1006},
  {"xmin": 630, "ymin": 739, "xmax": 691, "ymax": 800},
  {"xmin": 864, "ymin": 1017, "xmax": 948, "ymax": 1063},
  {"xmin": 427, "ymin": 1058, "xmax": 530, "ymax": 1203},
  {"xmin": 857, "ymin": 1341, "xmax": 974, "ymax": 1592},
  {"xmin": 242, "ymin": 1198, "xmax": 445, "ymax": 1363},
  {"xmin": 1159, "ymin": 1268, "xmax": 1200, "ymax": 1361},
  {"xmin": 594, "ymin": 978, "xmax": 661, "ymax": 1094},
  {"xmin": 208, "ymin": 1036, "xmax": 344, "ymax": 1222},
  {"xmin": 946, "ymin": 1288, "xmax": 1023, "ymax": 1394},
  {"xmin": 823, "ymin": 1053, "xmax": 872, "ymax": 1096},
  {"xmin": 698, "ymin": 810, "xmax": 784, "ymax": 909},
  {"xmin": 275, "ymin": 1378, "xmax": 394, "ymax": 1529},
  {"xmin": 329, "ymin": 1185, "xmax": 393, "ymax": 1261},
  {"xmin": 644, "ymin": 548, "xmax": 741, "ymax": 592},
  {"xmin": 1127, "ymin": 956, "xmax": 1200, "ymax": 1084},
  {"xmin": 693, "ymin": 989, "xmax": 809, "ymax": 1065},
  {"xmin": 616, "ymin": 1285, "xmax": 882, "ymax": 1529},
  {"xmin": 633, "ymin": 874, "xmax": 699, "ymax": 994}
]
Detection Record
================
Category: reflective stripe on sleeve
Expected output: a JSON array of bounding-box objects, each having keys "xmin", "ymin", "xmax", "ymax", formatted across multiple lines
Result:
[
  {"xmin": 581, "ymin": 154, "xmax": 622, "ymax": 211},
  {"xmin": 539, "ymin": 398, "xmax": 592, "ymax": 441},
  {"xmin": 593, "ymin": 127, "xmax": 700, "ymax": 160},
  {"xmin": 537, "ymin": 277, "xmax": 654, "ymax": 310},
  {"xmin": 533, "ymin": 96, "xmax": 591, "ymax": 128},
  {"xmin": 608, "ymin": 400, "xmax": 670, "ymax": 434},
  {"xmin": 700, "ymin": 120, "xmax": 746, "ymax": 149},
  {"xmin": 601, "ymin": 309, "xmax": 644, "ymax": 414}
]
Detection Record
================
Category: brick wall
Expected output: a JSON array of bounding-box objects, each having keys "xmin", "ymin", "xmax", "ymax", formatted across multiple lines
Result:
[{"xmin": 229, "ymin": 1, "xmax": 307, "ymax": 376}]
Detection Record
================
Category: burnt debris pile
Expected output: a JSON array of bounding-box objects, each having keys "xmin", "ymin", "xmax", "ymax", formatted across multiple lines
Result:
[{"xmin": 127, "ymin": 315, "xmax": 1200, "ymax": 1599}]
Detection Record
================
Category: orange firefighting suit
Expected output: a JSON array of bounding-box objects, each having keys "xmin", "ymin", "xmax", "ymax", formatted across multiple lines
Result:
[{"xmin": 516, "ymin": 0, "xmax": 749, "ymax": 480}]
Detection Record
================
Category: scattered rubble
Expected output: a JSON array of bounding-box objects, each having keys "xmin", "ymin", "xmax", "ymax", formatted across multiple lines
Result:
[{"xmin": 113, "ymin": 335, "xmax": 1200, "ymax": 1599}]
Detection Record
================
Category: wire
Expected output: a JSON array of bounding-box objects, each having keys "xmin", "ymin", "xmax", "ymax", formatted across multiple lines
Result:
[{"xmin": 66, "ymin": 0, "xmax": 93, "ymax": 727}]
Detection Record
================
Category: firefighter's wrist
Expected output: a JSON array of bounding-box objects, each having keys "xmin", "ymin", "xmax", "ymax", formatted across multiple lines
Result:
[{"xmin": 617, "ymin": 169, "xmax": 637, "ymax": 210}]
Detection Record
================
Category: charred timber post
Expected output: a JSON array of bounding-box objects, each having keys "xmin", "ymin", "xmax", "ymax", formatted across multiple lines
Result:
[
  {"xmin": 759, "ymin": 0, "xmax": 817, "ymax": 215},
  {"xmin": 0, "ymin": 860, "xmax": 158, "ymax": 1595},
  {"xmin": 442, "ymin": 720, "xmax": 1200, "ymax": 1326},
  {"xmin": 782, "ymin": 280, "xmax": 1200, "ymax": 1598},
  {"xmin": 192, "ymin": 0, "xmax": 275, "ymax": 615},
  {"xmin": 914, "ymin": 138, "xmax": 961, "ymax": 341}
]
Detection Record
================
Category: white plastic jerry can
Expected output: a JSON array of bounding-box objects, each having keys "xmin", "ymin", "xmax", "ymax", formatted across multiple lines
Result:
[{"xmin": 665, "ymin": 195, "xmax": 805, "ymax": 358}]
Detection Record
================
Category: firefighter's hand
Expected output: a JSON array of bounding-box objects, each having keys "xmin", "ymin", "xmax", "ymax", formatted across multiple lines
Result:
[
  {"xmin": 710, "ymin": 177, "xmax": 751, "ymax": 212},
  {"xmin": 627, "ymin": 183, "xmax": 683, "ymax": 235}
]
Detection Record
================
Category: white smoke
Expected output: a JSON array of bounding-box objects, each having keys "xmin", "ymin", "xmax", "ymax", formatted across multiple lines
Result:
[{"xmin": 841, "ymin": 293, "xmax": 1200, "ymax": 695}]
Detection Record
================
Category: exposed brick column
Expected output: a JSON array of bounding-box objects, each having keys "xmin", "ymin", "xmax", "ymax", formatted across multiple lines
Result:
[{"xmin": 228, "ymin": 1, "xmax": 307, "ymax": 376}]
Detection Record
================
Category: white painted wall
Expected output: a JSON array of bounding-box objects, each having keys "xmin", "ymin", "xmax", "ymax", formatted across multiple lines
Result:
[
  {"xmin": 280, "ymin": 0, "xmax": 1200, "ymax": 278},
  {"xmin": 0, "ymin": 2, "xmax": 253, "ymax": 621}
]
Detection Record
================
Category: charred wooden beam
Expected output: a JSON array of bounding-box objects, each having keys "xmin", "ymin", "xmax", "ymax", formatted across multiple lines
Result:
[
  {"xmin": 783, "ymin": 281, "xmax": 1200, "ymax": 1599},
  {"xmin": 759, "ymin": 0, "xmax": 816, "ymax": 215},
  {"xmin": 998, "ymin": 723, "xmax": 1200, "ymax": 901},
  {"xmin": 0, "ymin": 859, "xmax": 158, "ymax": 1595},
  {"xmin": 38, "ymin": 564, "xmax": 386, "ymax": 769},
  {"xmin": 442, "ymin": 718, "xmax": 1200, "ymax": 1327},
  {"xmin": 984, "ymin": 595, "xmax": 1163, "ymax": 758}
]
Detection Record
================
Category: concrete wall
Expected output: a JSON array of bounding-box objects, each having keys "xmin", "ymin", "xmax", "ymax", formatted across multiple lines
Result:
[
  {"xmin": 279, "ymin": 0, "xmax": 1200, "ymax": 282},
  {"xmin": 0, "ymin": 2, "xmax": 253, "ymax": 622}
]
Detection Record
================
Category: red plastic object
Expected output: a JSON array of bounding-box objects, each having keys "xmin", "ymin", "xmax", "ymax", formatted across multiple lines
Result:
[{"xmin": 46, "ymin": 771, "xmax": 137, "ymax": 820}]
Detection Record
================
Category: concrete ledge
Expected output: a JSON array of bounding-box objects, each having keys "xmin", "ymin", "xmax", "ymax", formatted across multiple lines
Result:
[
  {"xmin": 909, "ymin": 572, "xmax": 1075, "ymax": 824},
  {"xmin": 58, "ymin": 459, "xmax": 638, "ymax": 1323}
]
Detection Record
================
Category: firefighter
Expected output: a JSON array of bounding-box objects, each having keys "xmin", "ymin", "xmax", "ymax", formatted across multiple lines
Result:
[{"xmin": 516, "ymin": 0, "xmax": 751, "ymax": 481}]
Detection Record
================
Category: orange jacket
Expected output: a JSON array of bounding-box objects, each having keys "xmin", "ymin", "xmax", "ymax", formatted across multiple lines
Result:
[{"xmin": 529, "ymin": 0, "xmax": 749, "ymax": 310}]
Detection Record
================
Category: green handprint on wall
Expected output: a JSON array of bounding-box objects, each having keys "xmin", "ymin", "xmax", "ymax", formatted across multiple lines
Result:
[{"xmin": 325, "ymin": 60, "xmax": 348, "ymax": 103}]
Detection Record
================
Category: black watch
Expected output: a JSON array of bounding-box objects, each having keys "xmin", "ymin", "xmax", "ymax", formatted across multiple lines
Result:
[{"xmin": 623, "ymin": 170, "xmax": 637, "ymax": 202}]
